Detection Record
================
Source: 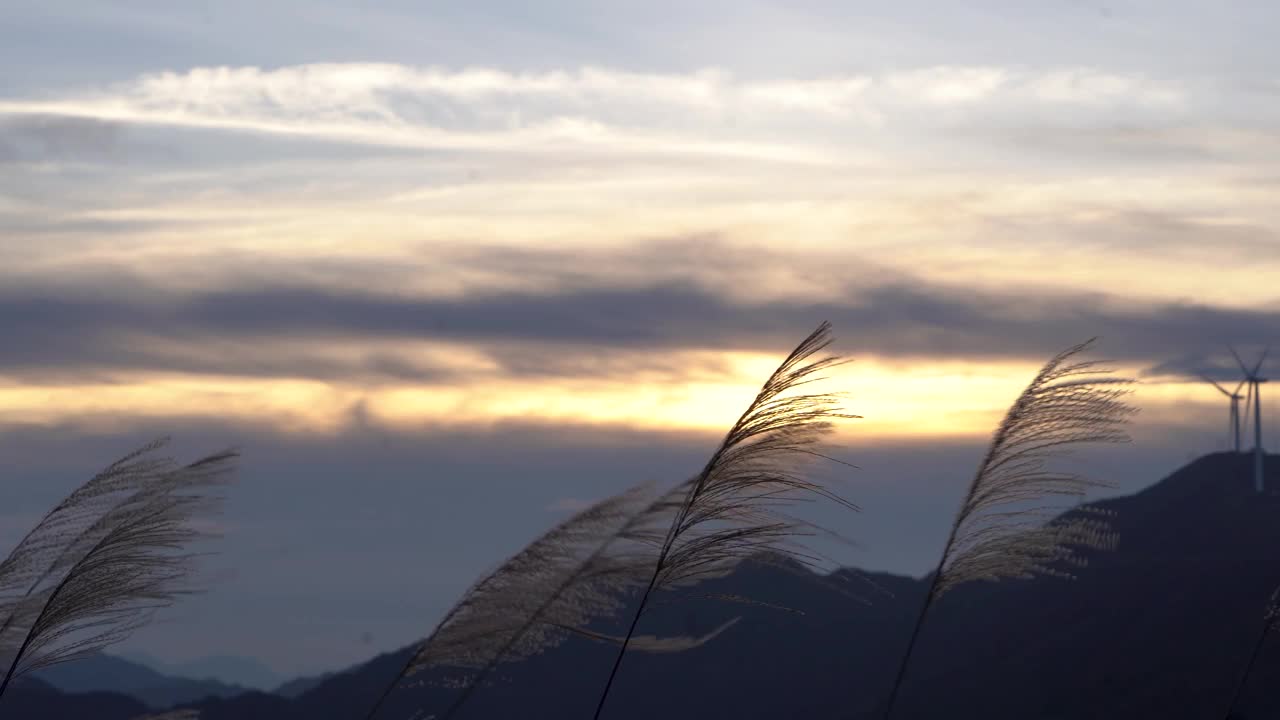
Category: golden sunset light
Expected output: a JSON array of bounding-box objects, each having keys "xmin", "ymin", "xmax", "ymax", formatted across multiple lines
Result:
[{"xmin": 0, "ymin": 354, "xmax": 1236, "ymax": 443}]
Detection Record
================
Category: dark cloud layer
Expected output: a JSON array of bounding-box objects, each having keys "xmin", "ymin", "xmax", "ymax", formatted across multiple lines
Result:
[{"xmin": 0, "ymin": 269, "xmax": 1276, "ymax": 383}]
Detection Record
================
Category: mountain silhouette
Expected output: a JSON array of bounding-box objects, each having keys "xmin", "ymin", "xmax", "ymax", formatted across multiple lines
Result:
[
  {"xmin": 120, "ymin": 651, "xmax": 284, "ymax": 691},
  {"xmin": 32, "ymin": 652, "xmax": 249, "ymax": 709},
  {"xmin": 7, "ymin": 452, "xmax": 1280, "ymax": 719}
]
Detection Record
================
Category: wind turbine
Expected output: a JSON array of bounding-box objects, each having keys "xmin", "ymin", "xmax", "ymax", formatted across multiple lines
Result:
[
  {"xmin": 1231, "ymin": 345, "xmax": 1270, "ymax": 493},
  {"xmin": 1200, "ymin": 373, "xmax": 1247, "ymax": 452}
]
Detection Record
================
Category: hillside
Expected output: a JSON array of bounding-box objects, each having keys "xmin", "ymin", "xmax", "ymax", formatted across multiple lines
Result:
[
  {"xmin": 7, "ymin": 452, "xmax": 1280, "ymax": 719},
  {"xmin": 278, "ymin": 451, "xmax": 1280, "ymax": 719}
]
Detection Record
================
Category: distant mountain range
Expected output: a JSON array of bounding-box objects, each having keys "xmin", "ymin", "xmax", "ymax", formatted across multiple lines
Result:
[
  {"xmin": 29, "ymin": 650, "xmax": 339, "ymax": 711},
  {"xmin": 7, "ymin": 452, "xmax": 1280, "ymax": 719},
  {"xmin": 32, "ymin": 653, "xmax": 249, "ymax": 709},
  {"xmin": 119, "ymin": 651, "xmax": 285, "ymax": 690}
]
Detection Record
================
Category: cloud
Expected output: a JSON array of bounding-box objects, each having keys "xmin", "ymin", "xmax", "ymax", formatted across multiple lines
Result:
[
  {"xmin": 0, "ymin": 114, "xmax": 122, "ymax": 163},
  {"xmin": 884, "ymin": 66, "xmax": 1010, "ymax": 105},
  {"xmin": 1027, "ymin": 68, "xmax": 1184, "ymax": 106},
  {"xmin": 0, "ymin": 215, "xmax": 213, "ymax": 237},
  {"xmin": 0, "ymin": 64, "xmax": 825, "ymax": 165},
  {"xmin": 0, "ymin": 63, "xmax": 1194, "ymax": 162},
  {"xmin": 739, "ymin": 76, "xmax": 874, "ymax": 116},
  {"xmin": 959, "ymin": 206, "xmax": 1280, "ymax": 261},
  {"xmin": 0, "ymin": 238, "xmax": 1275, "ymax": 387}
]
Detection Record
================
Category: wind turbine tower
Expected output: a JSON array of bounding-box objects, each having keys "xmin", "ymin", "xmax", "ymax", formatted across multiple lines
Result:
[
  {"xmin": 1231, "ymin": 346, "xmax": 1270, "ymax": 493},
  {"xmin": 1200, "ymin": 373, "xmax": 1246, "ymax": 452}
]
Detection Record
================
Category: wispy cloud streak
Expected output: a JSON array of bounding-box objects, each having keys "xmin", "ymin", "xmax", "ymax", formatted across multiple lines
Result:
[{"xmin": 0, "ymin": 63, "xmax": 1190, "ymax": 160}]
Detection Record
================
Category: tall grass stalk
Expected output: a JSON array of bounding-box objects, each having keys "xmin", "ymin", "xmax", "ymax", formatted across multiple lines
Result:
[
  {"xmin": 366, "ymin": 322, "xmax": 856, "ymax": 720},
  {"xmin": 878, "ymin": 340, "xmax": 1134, "ymax": 719},
  {"xmin": 0, "ymin": 440, "xmax": 236, "ymax": 700},
  {"xmin": 1221, "ymin": 587, "xmax": 1280, "ymax": 718},
  {"xmin": 590, "ymin": 321, "xmax": 857, "ymax": 720}
]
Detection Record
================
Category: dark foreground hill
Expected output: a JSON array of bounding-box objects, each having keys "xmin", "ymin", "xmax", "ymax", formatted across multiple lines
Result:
[
  {"xmin": 2, "ymin": 678, "xmax": 150, "ymax": 719},
  {"xmin": 7, "ymin": 452, "xmax": 1280, "ymax": 720}
]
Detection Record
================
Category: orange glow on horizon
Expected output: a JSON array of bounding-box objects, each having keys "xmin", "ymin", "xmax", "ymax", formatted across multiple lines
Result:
[{"xmin": 0, "ymin": 354, "xmax": 1228, "ymax": 440}]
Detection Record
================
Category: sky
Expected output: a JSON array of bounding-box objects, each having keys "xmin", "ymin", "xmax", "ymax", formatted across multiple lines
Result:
[{"xmin": 1, "ymin": 0, "xmax": 1278, "ymax": 679}]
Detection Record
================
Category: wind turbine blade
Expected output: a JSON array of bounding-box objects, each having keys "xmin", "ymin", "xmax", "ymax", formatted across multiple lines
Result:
[
  {"xmin": 1244, "ymin": 382, "xmax": 1255, "ymax": 439},
  {"xmin": 1230, "ymin": 345, "xmax": 1252, "ymax": 376},
  {"xmin": 1252, "ymin": 346, "xmax": 1271, "ymax": 377},
  {"xmin": 1235, "ymin": 379, "xmax": 1248, "ymax": 397},
  {"xmin": 1199, "ymin": 373, "xmax": 1232, "ymax": 397}
]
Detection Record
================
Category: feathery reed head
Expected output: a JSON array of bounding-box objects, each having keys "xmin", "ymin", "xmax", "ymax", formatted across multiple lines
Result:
[
  {"xmin": 880, "ymin": 340, "xmax": 1136, "ymax": 720},
  {"xmin": 934, "ymin": 339, "xmax": 1135, "ymax": 598},
  {"xmin": 584, "ymin": 321, "xmax": 858, "ymax": 719},
  {"xmin": 407, "ymin": 483, "xmax": 659, "ymax": 676},
  {"xmin": 0, "ymin": 443, "xmax": 237, "ymax": 683},
  {"xmin": 644, "ymin": 321, "xmax": 857, "ymax": 595}
]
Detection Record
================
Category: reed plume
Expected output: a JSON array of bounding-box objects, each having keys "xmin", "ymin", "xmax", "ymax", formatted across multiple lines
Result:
[
  {"xmin": 588, "ymin": 321, "xmax": 857, "ymax": 720},
  {"xmin": 365, "ymin": 322, "xmax": 856, "ymax": 720},
  {"xmin": 365, "ymin": 481, "xmax": 730, "ymax": 720},
  {"xmin": 0, "ymin": 440, "xmax": 237, "ymax": 698},
  {"xmin": 879, "ymin": 339, "xmax": 1134, "ymax": 719},
  {"xmin": 1221, "ymin": 585, "xmax": 1280, "ymax": 718}
]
